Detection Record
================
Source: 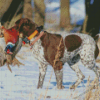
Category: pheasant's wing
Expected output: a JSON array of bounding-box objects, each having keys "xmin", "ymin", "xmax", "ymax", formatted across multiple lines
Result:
[
  {"xmin": 0, "ymin": 46, "xmax": 6, "ymax": 67},
  {"xmin": 12, "ymin": 38, "xmax": 24, "ymax": 67},
  {"xmin": 13, "ymin": 38, "xmax": 22, "ymax": 59}
]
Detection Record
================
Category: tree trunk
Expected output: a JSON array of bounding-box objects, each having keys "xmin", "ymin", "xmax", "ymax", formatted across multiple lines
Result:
[
  {"xmin": 0, "ymin": 0, "xmax": 13, "ymax": 18},
  {"xmin": 81, "ymin": 0, "xmax": 90, "ymax": 34},
  {"xmin": 81, "ymin": 0, "xmax": 100, "ymax": 37},
  {"xmin": 23, "ymin": 0, "xmax": 33, "ymax": 20},
  {"xmin": 60, "ymin": 0, "xmax": 70, "ymax": 28},
  {"xmin": 1, "ymin": 0, "xmax": 24, "ymax": 28},
  {"xmin": 34, "ymin": 0, "xmax": 45, "ymax": 26}
]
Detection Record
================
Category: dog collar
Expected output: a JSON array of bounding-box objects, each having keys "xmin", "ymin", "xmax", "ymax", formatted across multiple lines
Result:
[{"xmin": 30, "ymin": 31, "xmax": 44, "ymax": 49}]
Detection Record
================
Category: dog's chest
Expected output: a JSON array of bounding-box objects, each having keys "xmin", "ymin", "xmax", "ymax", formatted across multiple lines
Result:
[{"xmin": 31, "ymin": 39, "xmax": 49, "ymax": 65}]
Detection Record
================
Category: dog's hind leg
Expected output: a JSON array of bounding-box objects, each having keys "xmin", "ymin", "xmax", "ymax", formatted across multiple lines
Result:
[
  {"xmin": 68, "ymin": 54, "xmax": 85, "ymax": 89},
  {"xmin": 80, "ymin": 44, "xmax": 100, "ymax": 88},
  {"xmin": 81, "ymin": 58, "xmax": 100, "ymax": 80},
  {"xmin": 68, "ymin": 63, "xmax": 85, "ymax": 89},
  {"xmin": 81, "ymin": 60, "xmax": 100, "ymax": 88},
  {"xmin": 37, "ymin": 63, "xmax": 47, "ymax": 89}
]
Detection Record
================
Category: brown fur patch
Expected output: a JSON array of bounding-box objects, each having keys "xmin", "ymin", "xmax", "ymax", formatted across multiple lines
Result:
[
  {"xmin": 65, "ymin": 35, "xmax": 82, "ymax": 52},
  {"xmin": 9, "ymin": 18, "xmax": 38, "ymax": 37},
  {"xmin": 95, "ymin": 44, "xmax": 99, "ymax": 59},
  {"xmin": 40, "ymin": 32, "xmax": 65, "ymax": 70}
]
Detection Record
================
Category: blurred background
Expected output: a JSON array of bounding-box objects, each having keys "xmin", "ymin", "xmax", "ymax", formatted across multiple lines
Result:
[{"xmin": 0, "ymin": 0, "xmax": 100, "ymax": 37}]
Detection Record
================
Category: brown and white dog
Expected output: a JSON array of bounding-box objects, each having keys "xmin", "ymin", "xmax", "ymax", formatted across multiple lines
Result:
[{"xmin": 10, "ymin": 18, "xmax": 100, "ymax": 89}]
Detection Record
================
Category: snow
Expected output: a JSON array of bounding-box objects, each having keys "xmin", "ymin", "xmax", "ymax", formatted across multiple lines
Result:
[{"xmin": 46, "ymin": 2, "xmax": 60, "ymax": 10}]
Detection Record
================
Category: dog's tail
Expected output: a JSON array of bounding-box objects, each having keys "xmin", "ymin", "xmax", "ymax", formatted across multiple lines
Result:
[
  {"xmin": 93, "ymin": 34, "xmax": 100, "ymax": 43},
  {"xmin": 94, "ymin": 34, "xmax": 100, "ymax": 62}
]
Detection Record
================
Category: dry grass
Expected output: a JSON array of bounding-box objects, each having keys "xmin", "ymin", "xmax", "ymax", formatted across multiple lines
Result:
[
  {"xmin": 73, "ymin": 77, "xmax": 100, "ymax": 100},
  {"xmin": 84, "ymin": 78, "xmax": 100, "ymax": 100}
]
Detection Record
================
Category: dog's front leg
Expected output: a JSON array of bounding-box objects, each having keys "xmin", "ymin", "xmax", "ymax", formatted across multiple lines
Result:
[
  {"xmin": 54, "ymin": 69, "xmax": 65, "ymax": 89},
  {"xmin": 37, "ymin": 63, "xmax": 47, "ymax": 89}
]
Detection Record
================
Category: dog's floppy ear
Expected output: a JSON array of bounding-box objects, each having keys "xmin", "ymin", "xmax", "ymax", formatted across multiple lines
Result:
[
  {"xmin": 15, "ymin": 18, "xmax": 25, "ymax": 32},
  {"xmin": 15, "ymin": 18, "xmax": 29, "ymax": 28}
]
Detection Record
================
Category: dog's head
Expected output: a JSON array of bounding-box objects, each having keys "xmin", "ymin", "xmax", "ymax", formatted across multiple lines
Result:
[{"xmin": 12, "ymin": 18, "xmax": 38, "ymax": 37}]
